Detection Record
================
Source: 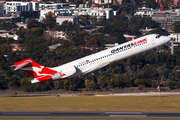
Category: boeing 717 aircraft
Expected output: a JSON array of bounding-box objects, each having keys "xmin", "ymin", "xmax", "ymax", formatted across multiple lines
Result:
[{"xmin": 12, "ymin": 34, "xmax": 171, "ymax": 83}]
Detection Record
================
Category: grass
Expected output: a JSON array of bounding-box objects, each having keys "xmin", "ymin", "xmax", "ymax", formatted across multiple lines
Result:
[
  {"xmin": 0, "ymin": 96, "xmax": 180, "ymax": 112},
  {"xmin": 3, "ymin": 118, "xmax": 179, "ymax": 120}
]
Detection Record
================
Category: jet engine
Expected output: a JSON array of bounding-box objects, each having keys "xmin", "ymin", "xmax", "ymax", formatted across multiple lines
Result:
[{"xmin": 52, "ymin": 66, "xmax": 77, "ymax": 80}]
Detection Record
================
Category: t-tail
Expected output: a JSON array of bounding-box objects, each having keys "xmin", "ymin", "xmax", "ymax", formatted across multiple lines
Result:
[{"xmin": 12, "ymin": 58, "xmax": 67, "ymax": 84}]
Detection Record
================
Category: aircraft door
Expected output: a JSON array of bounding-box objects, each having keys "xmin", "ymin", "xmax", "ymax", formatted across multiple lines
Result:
[{"xmin": 151, "ymin": 39, "xmax": 155, "ymax": 45}]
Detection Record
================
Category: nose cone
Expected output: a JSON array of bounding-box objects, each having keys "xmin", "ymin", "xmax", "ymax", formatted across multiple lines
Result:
[{"xmin": 160, "ymin": 36, "xmax": 172, "ymax": 43}]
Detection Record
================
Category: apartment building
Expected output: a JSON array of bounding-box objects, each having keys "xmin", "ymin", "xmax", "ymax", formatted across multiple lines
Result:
[
  {"xmin": 5, "ymin": 2, "xmax": 39, "ymax": 13},
  {"xmin": 39, "ymin": 3, "xmax": 69, "ymax": 10},
  {"xmin": 92, "ymin": 0, "xmax": 113, "ymax": 4},
  {"xmin": 134, "ymin": 7, "xmax": 154, "ymax": 17},
  {"xmin": 4, "ymin": 1, "xmax": 39, "ymax": 21},
  {"xmin": 56, "ymin": 16, "xmax": 76, "ymax": 25},
  {"xmin": 0, "ymin": 2, "xmax": 4, "ymax": 17},
  {"xmin": 72, "ymin": 8, "xmax": 113, "ymax": 20}
]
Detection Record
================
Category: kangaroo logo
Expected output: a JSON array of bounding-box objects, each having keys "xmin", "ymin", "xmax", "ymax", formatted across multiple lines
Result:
[{"xmin": 22, "ymin": 66, "xmax": 52, "ymax": 76}]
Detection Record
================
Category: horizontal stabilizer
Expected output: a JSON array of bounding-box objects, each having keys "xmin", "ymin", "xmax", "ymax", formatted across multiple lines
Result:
[{"xmin": 14, "ymin": 60, "xmax": 32, "ymax": 71}]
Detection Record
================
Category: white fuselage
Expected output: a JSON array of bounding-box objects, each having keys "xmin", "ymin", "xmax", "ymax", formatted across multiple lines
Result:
[{"xmin": 51, "ymin": 34, "xmax": 171, "ymax": 77}]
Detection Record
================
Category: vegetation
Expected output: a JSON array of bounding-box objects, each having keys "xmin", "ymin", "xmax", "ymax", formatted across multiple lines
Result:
[
  {"xmin": 0, "ymin": 19, "xmax": 18, "ymax": 31},
  {"xmin": 0, "ymin": 0, "xmax": 179, "ymax": 93}
]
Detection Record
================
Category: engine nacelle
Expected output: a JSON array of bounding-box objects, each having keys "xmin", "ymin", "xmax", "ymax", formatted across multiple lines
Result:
[
  {"xmin": 52, "ymin": 72, "xmax": 61, "ymax": 80},
  {"xmin": 51, "ymin": 66, "xmax": 77, "ymax": 80}
]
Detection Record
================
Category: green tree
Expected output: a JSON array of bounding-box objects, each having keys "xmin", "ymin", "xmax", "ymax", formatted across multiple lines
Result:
[
  {"xmin": 85, "ymin": 37, "xmax": 101, "ymax": 47},
  {"xmin": 27, "ymin": 19, "xmax": 45, "ymax": 29},
  {"xmin": 173, "ymin": 21, "xmax": 180, "ymax": 33},
  {"xmin": 146, "ymin": 28, "xmax": 169, "ymax": 36},
  {"xmin": 63, "ymin": 80, "xmax": 71, "ymax": 90},
  {"xmin": 76, "ymin": 15, "xmax": 90, "ymax": 26},
  {"xmin": 113, "ymin": 74, "xmax": 122, "ymax": 87},
  {"xmin": 20, "ymin": 78, "xmax": 31, "ymax": 86},
  {"xmin": 28, "ymin": 27, "xmax": 43, "ymax": 36},
  {"xmin": 43, "ymin": 12, "xmax": 56, "ymax": 30},
  {"xmin": 85, "ymin": 80, "xmax": 93, "ymax": 90}
]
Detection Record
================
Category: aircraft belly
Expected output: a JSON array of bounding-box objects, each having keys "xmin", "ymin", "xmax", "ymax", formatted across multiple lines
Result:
[{"xmin": 83, "ymin": 61, "xmax": 111, "ymax": 74}]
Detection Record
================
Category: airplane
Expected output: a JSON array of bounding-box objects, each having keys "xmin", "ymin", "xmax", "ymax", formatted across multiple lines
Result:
[{"xmin": 12, "ymin": 34, "xmax": 171, "ymax": 84}]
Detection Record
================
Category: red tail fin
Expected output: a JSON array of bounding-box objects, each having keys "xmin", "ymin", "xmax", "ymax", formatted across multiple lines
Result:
[{"xmin": 13, "ymin": 58, "xmax": 58, "ymax": 83}]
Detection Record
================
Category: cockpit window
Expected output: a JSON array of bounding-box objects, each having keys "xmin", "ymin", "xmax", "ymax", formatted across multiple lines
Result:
[{"xmin": 156, "ymin": 34, "xmax": 161, "ymax": 38}]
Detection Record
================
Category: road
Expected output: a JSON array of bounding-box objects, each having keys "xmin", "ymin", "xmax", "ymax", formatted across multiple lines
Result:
[{"xmin": 1, "ymin": 112, "xmax": 180, "ymax": 118}]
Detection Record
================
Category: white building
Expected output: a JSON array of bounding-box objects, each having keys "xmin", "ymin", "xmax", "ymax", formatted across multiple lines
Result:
[
  {"xmin": 40, "ymin": 9, "xmax": 72, "ymax": 19},
  {"xmin": 56, "ymin": 16, "xmax": 76, "ymax": 25},
  {"xmin": 39, "ymin": 3, "xmax": 69, "ymax": 10},
  {"xmin": 0, "ymin": 2, "xmax": 4, "ymax": 17},
  {"xmin": 32, "ymin": 2, "xmax": 39, "ymax": 11},
  {"xmin": 169, "ymin": 33, "xmax": 180, "ymax": 43},
  {"xmin": 92, "ymin": 0, "xmax": 113, "ymax": 4},
  {"xmin": 39, "ymin": 3, "xmax": 70, "ymax": 19},
  {"xmin": 5, "ymin": 1, "xmax": 39, "ymax": 14},
  {"xmin": 40, "ymin": 10, "xmax": 54, "ymax": 19},
  {"xmin": 79, "ymin": 4, "xmax": 90, "ymax": 8},
  {"xmin": 72, "ymin": 8, "xmax": 113, "ymax": 19},
  {"xmin": 134, "ymin": 7, "xmax": 154, "ymax": 17},
  {"xmin": 48, "ymin": 31, "xmax": 66, "ymax": 39},
  {"xmin": 54, "ymin": 9, "xmax": 72, "ymax": 16}
]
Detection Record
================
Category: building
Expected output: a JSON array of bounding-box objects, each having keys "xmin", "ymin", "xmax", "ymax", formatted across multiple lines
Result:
[
  {"xmin": 48, "ymin": 43, "xmax": 61, "ymax": 51},
  {"xmin": 174, "ymin": 0, "xmax": 180, "ymax": 4},
  {"xmin": 79, "ymin": 4, "xmax": 90, "ymax": 8},
  {"xmin": 40, "ymin": 9, "xmax": 72, "ymax": 19},
  {"xmin": 0, "ymin": 30, "xmax": 17, "ymax": 38},
  {"xmin": 134, "ymin": 7, "xmax": 154, "ymax": 17},
  {"xmin": 56, "ymin": 16, "xmax": 76, "ymax": 25},
  {"xmin": 152, "ymin": 9, "xmax": 180, "ymax": 32},
  {"xmin": 73, "ymin": 8, "xmax": 106, "ymax": 19},
  {"xmin": 16, "ymin": 22, "xmax": 27, "ymax": 29},
  {"xmin": 39, "ymin": 3, "xmax": 70, "ymax": 19},
  {"xmin": 169, "ymin": 33, "xmax": 180, "ymax": 43},
  {"xmin": 0, "ymin": 2, "xmax": 4, "ymax": 17},
  {"xmin": 4, "ymin": 2, "xmax": 39, "ymax": 21},
  {"xmin": 54, "ymin": 9, "xmax": 72, "ymax": 16},
  {"xmin": 92, "ymin": 0, "xmax": 113, "ymax": 4},
  {"xmin": 40, "ymin": 10, "xmax": 54, "ymax": 19},
  {"xmin": 48, "ymin": 30, "xmax": 66, "ymax": 39},
  {"xmin": 5, "ymin": 2, "xmax": 39, "ymax": 13},
  {"xmin": 39, "ymin": 3, "xmax": 69, "ymax": 10},
  {"xmin": 72, "ymin": 7, "xmax": 113, "ymax": 21},
  {"xmin": 134, "ymin": 7, "xmax": 180, "ymax": 32}
]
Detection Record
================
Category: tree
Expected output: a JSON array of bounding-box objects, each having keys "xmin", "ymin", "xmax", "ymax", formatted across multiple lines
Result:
[
  {"xmin": 85, "ymin": 37, "xmax": 101, "ymax": 47},
  {"xmin": 173, "ymin": 21, "xmax": 180, "ymax": 33},
  {"xmin": 85, "ymin": 79, "xmax": 94, "ymax": 90},
  {"xmin": 63, "ymin": 80, "xmax": 71, "ymax": 90},
  {"xmin": 146, "ymin": 28, "xmax": 169, "ymax": 36},
  {"xmin": 43, "ymin": 12, "xmax": 56, "ymax": 30},
  {"xmin": 28, "ymin": 27, "xmax": 43, "ymax": 36},
  {"xmin": 27, "ymin": 19, "xmax": 45, "ymax": 29},
  {"xmin": 0, "ymin": 44, "xmax": 11, "ymax": 54},
  {"xmin": 113, "ymin": 74, "xmax": 122, "ymax": 87},
  {"xmin": 0, "ymin": 19, "xmax": 18, "ymax": 30},
  {"xmin": 70, "ymin": 31, "xmax": 89, "ymax": 46},
  {"xmin": 0, "ymin": 80, "xmax": 7, "ymax": 90},
  {"xmin": 76, "ymin": 15, "xmax": 90, "ymax": 26}
]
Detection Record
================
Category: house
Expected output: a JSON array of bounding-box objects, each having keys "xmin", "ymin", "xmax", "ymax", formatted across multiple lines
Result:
[
  {"xmin": 48, "ymin": 31, "xmax": 67, "ymax": 39},
  {"xmin": 48, "ymin": 43, "xmax": 61, "ymax": 51}
]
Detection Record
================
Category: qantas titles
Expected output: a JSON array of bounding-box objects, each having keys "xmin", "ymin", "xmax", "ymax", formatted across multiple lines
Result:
[{"xmin": 111, "ymin": 38, "xmax": 147, "ymax": 53}]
